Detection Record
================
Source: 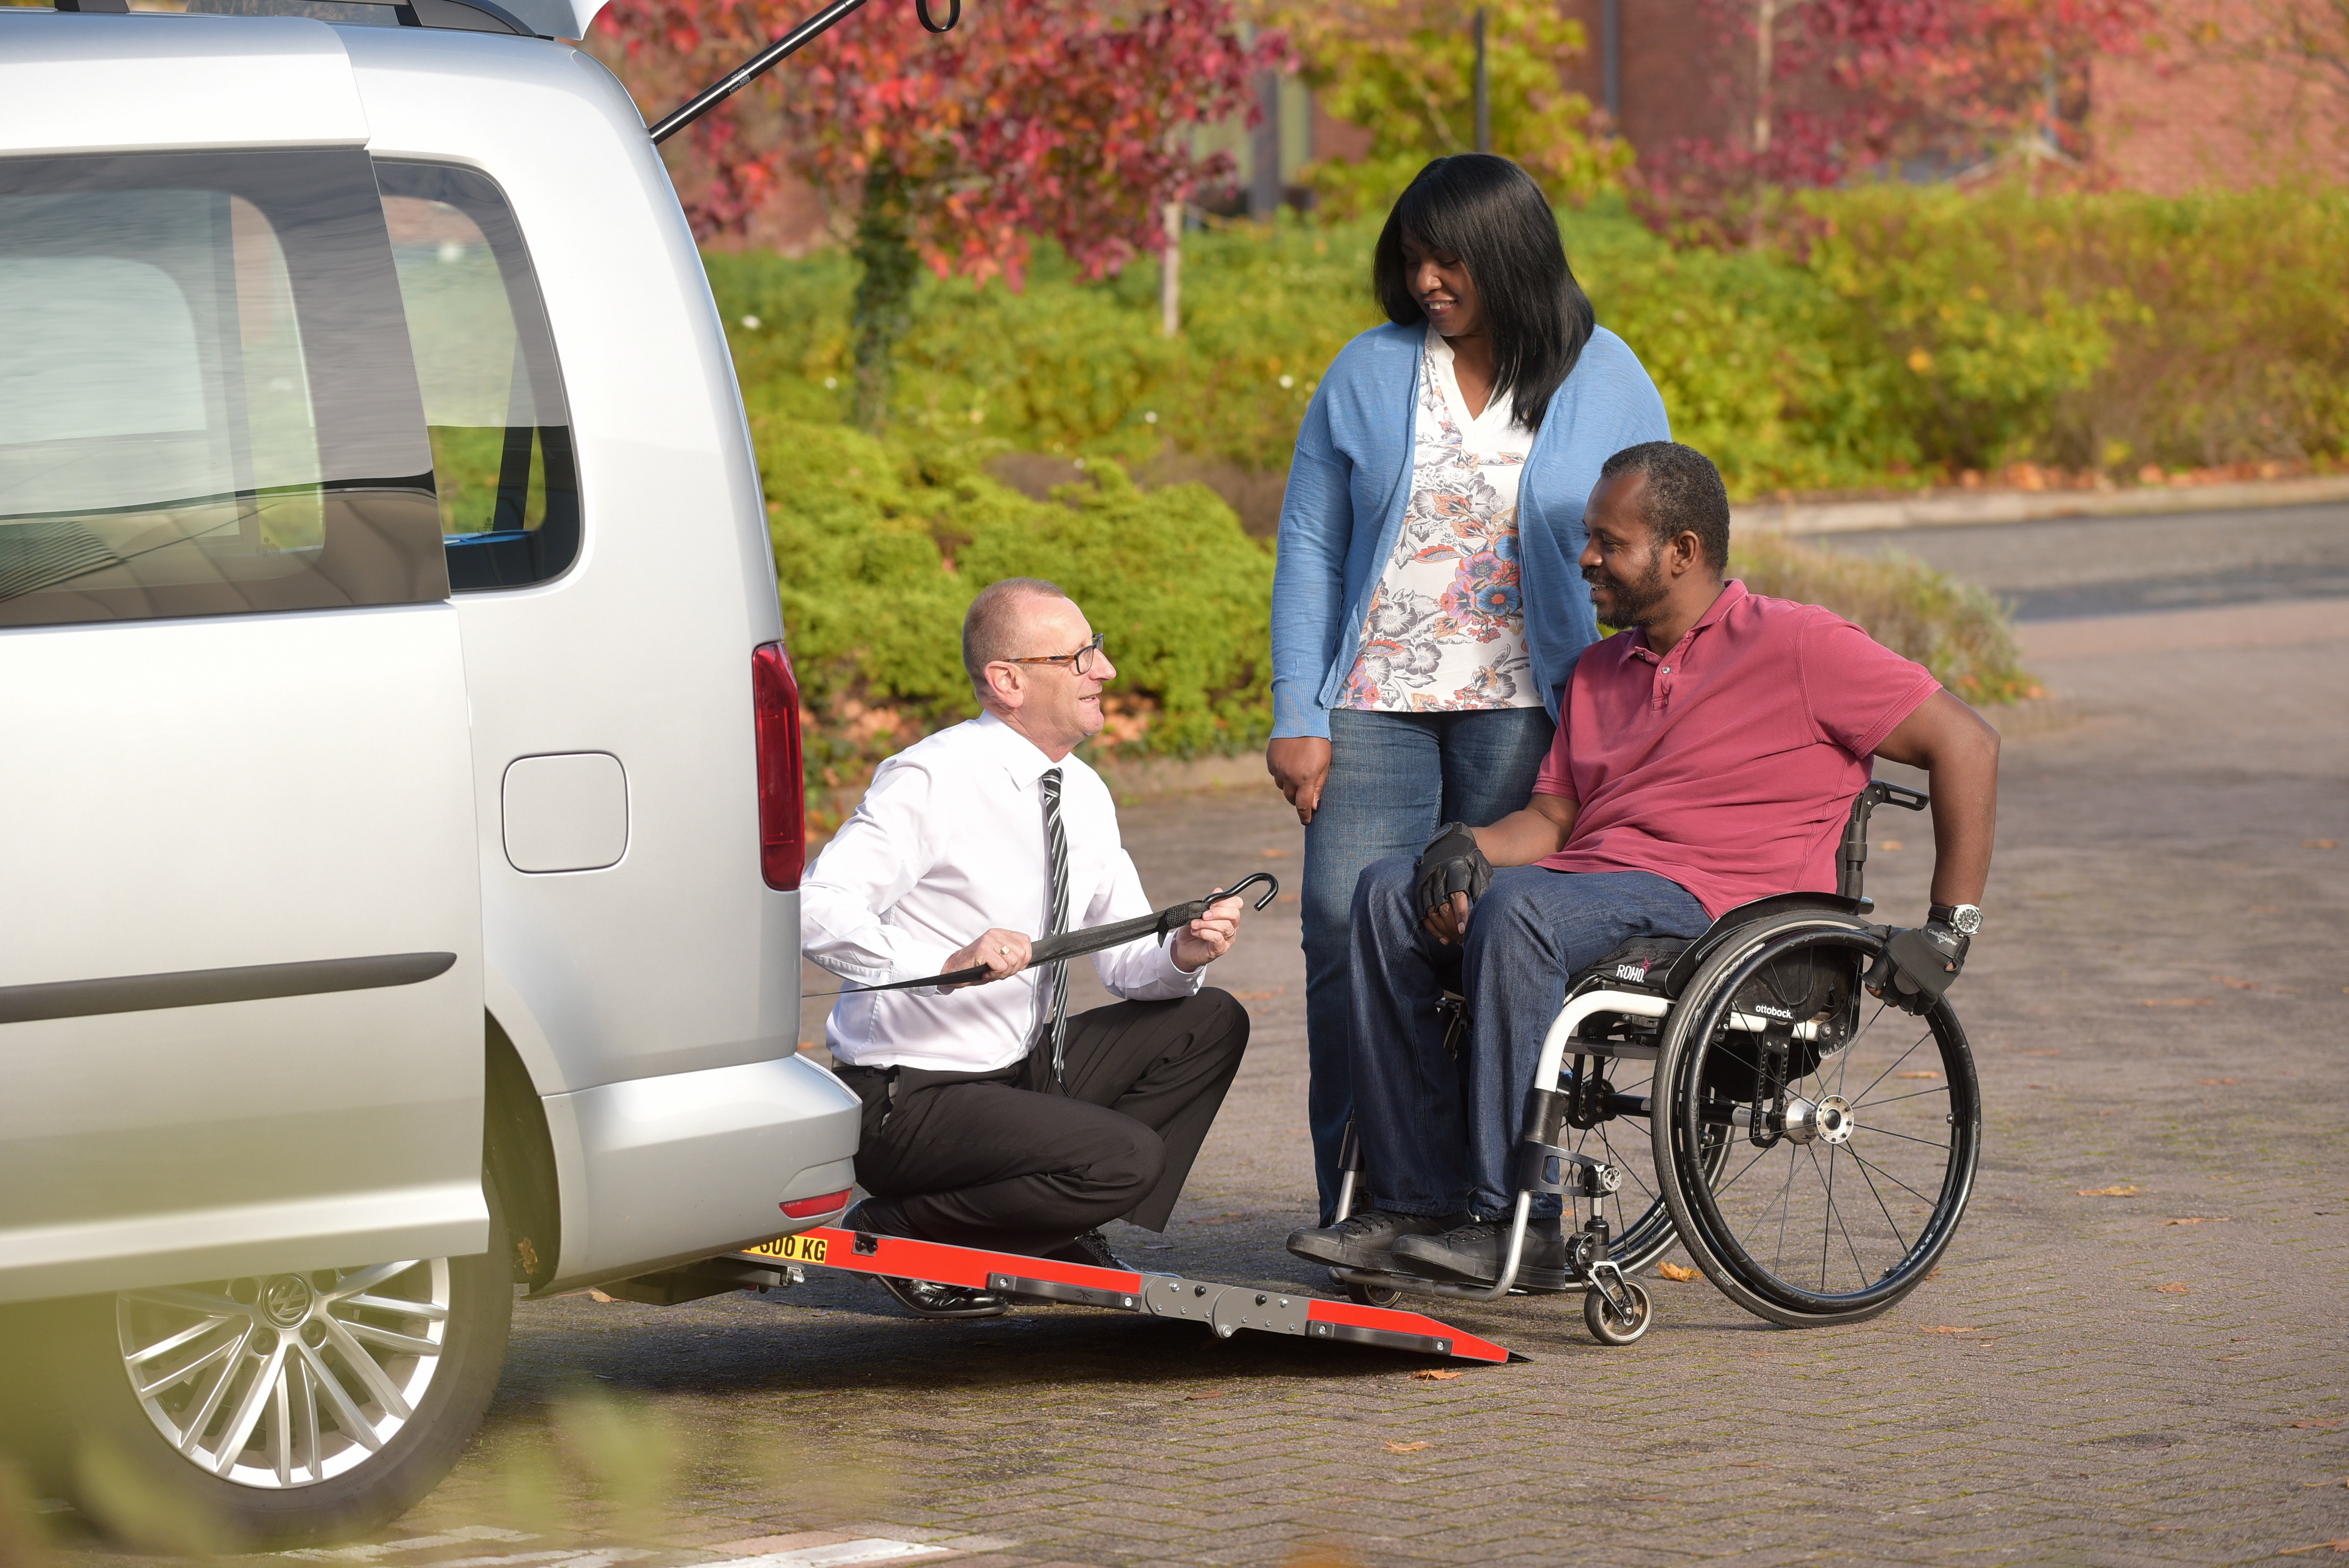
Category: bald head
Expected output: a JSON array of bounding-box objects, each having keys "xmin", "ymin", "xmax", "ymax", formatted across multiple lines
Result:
[{"xmin": 962, "ymin": 577, "xmax": 1069, "ymax": 704}]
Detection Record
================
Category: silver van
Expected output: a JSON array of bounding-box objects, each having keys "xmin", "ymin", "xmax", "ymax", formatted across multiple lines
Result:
[{"xmin": 0, "ymin": 1, "xmax": 854, "ymax": 1543}]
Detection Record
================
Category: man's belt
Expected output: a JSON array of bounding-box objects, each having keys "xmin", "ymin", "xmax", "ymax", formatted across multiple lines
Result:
[{"xmin": 804, "ymin": 872, "xmax": 1280, "ymax": 998}]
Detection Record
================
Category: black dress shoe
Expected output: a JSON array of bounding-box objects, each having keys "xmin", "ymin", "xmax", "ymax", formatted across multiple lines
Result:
[
  {"xmin": 1390, "ymin": 1217, "xmax": 1572, "ymax": 1290},
  {"xmin": 1041, "ymin": 1229, "xmax": 1132, "ymax": 1272},
  {"xmin": 843, "ymin": 1199, "xmax": 1011, "ymax": 1319},
  {"xmin": 870, "ymin": 1273, "xmax": 1012, "ymax": 1319},
  {"xmin": 1285, "ymin": 1210, "xmax": 1467, "ymax": 1271}
]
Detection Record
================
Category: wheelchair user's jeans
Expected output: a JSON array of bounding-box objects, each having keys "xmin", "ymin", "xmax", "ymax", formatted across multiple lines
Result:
[
  {"xmin": 1301, "ymin": 706, "xmax": 1555, "ymax": 1224},
  {"xmin": 1347, "ymin": 853, "xmax": 1711, "ymax": 1221}
]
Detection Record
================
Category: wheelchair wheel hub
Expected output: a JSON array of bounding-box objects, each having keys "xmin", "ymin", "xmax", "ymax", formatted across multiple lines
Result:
[{"xmin": 1780, "ymin": 1093, "xmax": 1853, "ymax": 1146}]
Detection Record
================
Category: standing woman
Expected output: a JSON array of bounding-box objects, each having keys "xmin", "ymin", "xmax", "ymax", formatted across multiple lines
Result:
[{"xmin": 1267, "ymin": 153, "xmax": 1670, "ymax": 1222}]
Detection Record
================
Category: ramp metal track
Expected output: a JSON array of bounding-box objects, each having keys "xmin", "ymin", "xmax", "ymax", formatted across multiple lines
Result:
[{"xmin": 731, "ymin": 1226, "xmax": 1517, "ymax": 1364}]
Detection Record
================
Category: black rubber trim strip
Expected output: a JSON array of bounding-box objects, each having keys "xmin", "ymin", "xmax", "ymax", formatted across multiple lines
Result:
[{"xmin": 0, "ymin": 952, "xmax": 457, "ymax": 1025}]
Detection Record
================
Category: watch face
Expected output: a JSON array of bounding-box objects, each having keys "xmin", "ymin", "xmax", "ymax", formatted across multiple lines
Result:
[{"xmin": 1949, "ymin": 905, "xmax": 1984, "ymax": 935}]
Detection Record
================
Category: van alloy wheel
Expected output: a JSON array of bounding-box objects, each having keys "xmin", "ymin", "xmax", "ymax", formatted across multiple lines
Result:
[{"xmin": 116, "ymin": 1260, "xmax": 454, "ymax": 1488}]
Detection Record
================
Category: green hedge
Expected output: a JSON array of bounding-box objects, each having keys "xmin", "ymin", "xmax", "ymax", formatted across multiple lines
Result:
[
  {"xmin": 751, "ymin": 416, "xmax": 1273, "ymax": 808},
  {"xmin": 710, "ymin": 182, "xmax": 2349, "ymax": 498}
]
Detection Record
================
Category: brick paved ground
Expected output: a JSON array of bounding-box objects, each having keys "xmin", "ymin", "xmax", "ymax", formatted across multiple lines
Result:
[{"xmin": 32, "ymin": 598, "xmax": 2349, "ymax": 1566}]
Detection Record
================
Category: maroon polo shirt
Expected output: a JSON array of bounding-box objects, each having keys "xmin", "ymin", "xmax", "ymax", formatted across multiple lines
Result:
[{"xmin": 1531, "ymin": 579, "xmax": 1943, "ymax": 918}]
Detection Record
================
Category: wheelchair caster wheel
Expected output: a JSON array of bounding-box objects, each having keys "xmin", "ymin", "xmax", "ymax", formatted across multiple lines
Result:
[
  {"xmin": 1346, "ymin": 1283, "xmax": 1404, "ymax": 1308},
  {"xmin": 1584, "ymin": 1279, "xmax": 1653, "ymax": 1345}
]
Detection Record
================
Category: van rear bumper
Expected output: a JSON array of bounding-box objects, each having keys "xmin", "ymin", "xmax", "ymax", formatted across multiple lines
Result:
[{"xmin": 540, "ymin": 1052, "xmax": 859, "ymax": 1291}]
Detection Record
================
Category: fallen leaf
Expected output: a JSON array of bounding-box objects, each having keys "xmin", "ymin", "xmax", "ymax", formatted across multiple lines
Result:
[
  {"xmin": 1921, "ymin": 1324, "xmax": 1977, "ymax": 1334},
  {"xmin": 2305, "ymin": 839, "xmax": 2339, "ymax": 850},
  {"xmin": 2199, "ymin": 1077, "xmax": 2240, "ymax": 1085},
  {"xmin": 2164, "ymin": 1217, "xmax": 2231, "ymax": 1225},
  {"xmin": 1276, "ymin": 893, "xmax": 1300, "ymax": 903},
  {"xmin": 2156, "ymin": 1283, "xmax": 2191, "ymax": 1294},
  {"xmin": 1895, "ymin": 1069, "xmax": 1943, "ymax": 1080},
  {"xmin": 2291, "ymin": 1419, "xmax": 2344, "ymax": 1430},
  {"xmin": 2299, "ymin": 1478, "xmax": 2349, "ymax": 1489},
  {"xmin": 2077, "ymin": 1185, "xmax": 2142, "ymax": 1197},
  {"xmin": 1258, "ymin": 847, "xmax": 1289, "ymax": 859},
  {"xmin": 1384, "ymin": 1440, "xmax": 1430, "ymax": 1453},
  {"xmin": 2276, "ymin": 1540, "xmax": 2349, "ymax": 1556},
  {"xmin": 2217, "ymin": 976, "xmax": 2258, "ymax": 990},
  {"xmin": 1879, "ymin": 839, "xmax": 1904, "ymax": 852},
  {"xmin": 588, "ymin": 1289, "xmax": 617, "ymax": 1303},
  {"xmin": 1656, "ymin": 1261, "xmax": 1701, "ymax": 1282},
  {"xmin": 2142, "ymin": 998, "xmax": 2214, "ymax": 1007},
  {"xmin": 1410, "ymin": 1368, "xmax": 1463, "ymax": 1381}
]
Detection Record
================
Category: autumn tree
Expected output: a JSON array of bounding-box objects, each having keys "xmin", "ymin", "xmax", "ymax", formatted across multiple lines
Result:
[
  {"xmin": 1265, "ymin": 0, "xmax": 1627, "ymax": 216},
  {"xmin": 1634, "ymin": 0, "xmax": 2160, "ymax": 247},
  {"xmin": 593, "ymin": 0, "xmax": 1276, "ymax": 429}
]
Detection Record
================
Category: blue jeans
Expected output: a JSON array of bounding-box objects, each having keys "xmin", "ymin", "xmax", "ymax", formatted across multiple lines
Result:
[
  {"xmin": 1347, "ymin": 855, "xmax": 1712, "ymax": 1220},
  {"xmin": 1301, "ymin": 706, "xmax": 1555, "ymax": 1222}
]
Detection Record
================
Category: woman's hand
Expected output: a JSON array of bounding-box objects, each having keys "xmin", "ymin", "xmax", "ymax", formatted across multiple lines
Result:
[
  {"xmin": 941, "ymin": 928, "xmax": 1032, "ymax": 987},
  {"xmin": 1170, "ymin": 894, "xmax": 1245, "ymax": 972},
  {"xmin": 1266, "ymin": 737, "xmax": 1332, "ymax": 825}
]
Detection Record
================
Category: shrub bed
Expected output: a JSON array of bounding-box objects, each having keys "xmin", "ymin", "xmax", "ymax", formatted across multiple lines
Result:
[{"xmin": 710, "ymin": 182, "xmax": 2349, "ymax": 500}]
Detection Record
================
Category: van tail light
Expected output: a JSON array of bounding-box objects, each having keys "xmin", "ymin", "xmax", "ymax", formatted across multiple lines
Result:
[
  {"xmin": 780, "ymin": 1189, "xmax": 851, "ymax": 1219},
  {"xmin": 750, "ymin": 641, "xmax": 805, "ymax": 891}
]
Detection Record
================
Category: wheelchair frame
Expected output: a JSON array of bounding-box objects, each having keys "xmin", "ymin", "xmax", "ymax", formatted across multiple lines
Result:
[{"xmin": 1328, "ymin": 779, "xmax": 1982, "ymax": 1345}]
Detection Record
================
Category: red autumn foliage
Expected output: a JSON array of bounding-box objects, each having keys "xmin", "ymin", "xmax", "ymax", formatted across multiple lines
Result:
[
  {"xmin": 1632, "ymin": 0, "xmax": 2160, "ymax": 247},
  {"xmin": 591, "ymin": 0, "xmax": 1281, "ymax": 287}
]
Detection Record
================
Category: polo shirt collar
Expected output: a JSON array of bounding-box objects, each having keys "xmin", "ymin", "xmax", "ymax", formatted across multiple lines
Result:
[
  {"xmin": 1630, "ymin": 579, "xmax": 1748, "ymax": 663},
  {"xmin": 973, "ymin": 709, "xmax": 1067, "ymax": 789}
]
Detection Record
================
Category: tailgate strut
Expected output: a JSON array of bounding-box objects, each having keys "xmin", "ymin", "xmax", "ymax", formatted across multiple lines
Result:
[{"xmin": 733, "ymin": 1226, "xmax": 1518, "ymax": 1365}]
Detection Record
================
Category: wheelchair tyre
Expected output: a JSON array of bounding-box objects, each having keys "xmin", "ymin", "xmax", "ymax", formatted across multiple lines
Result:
[
  {"xmin": 1344, "ymin": 1283, "xmax": 1404, "ymax": 1308},
  {"xmin": 1652, "ymin": 911, "xmax": 1980, "ymax": 1329},
  {"xmin": 1583, "ymin": 1279, "xmax": 1653, "ymax": 1346}
]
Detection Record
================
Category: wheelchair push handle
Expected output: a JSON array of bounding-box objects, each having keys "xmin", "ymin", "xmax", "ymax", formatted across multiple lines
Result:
[{"xmin": 1836, "ymin": 779, "xmax": 1930, "ymax": 902}]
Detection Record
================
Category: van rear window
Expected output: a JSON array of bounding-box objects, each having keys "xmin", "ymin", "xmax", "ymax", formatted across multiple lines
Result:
[
  {"xmin": 0, "ymin": 149, "xmax": 445, "ymax": 628},
  {"xmin": 376, "ymin": 162, "xmax": 579, "ymax": 592}
]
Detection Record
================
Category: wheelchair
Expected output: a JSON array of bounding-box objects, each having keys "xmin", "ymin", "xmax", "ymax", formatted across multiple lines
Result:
[{"xmin": 1328, "ymin": 780, "xmax": 1982, "ymax": 1345}]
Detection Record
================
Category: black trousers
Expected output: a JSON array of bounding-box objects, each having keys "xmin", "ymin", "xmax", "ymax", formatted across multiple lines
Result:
[{"xmin": 838, "ymin": 989, "xmax": 1250, "ymax": 1255}]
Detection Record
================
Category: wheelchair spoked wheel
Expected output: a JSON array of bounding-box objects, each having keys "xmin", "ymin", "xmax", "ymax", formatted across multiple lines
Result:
[
  {"xmin": 1557, "ymin": 1051, "xmax": 1730, "ymax": 1276},
  {"xmin": 1653, "ymin": 912, "xmax": 1981, "ymax": 1329}
]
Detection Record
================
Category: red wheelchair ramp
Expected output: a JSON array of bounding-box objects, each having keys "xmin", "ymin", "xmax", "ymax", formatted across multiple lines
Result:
[{"xmin": 734, "ymin": 1226, "xmax": 1515, "ymax": 1365}]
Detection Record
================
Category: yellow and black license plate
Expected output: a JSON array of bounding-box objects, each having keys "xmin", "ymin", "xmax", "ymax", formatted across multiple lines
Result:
[{"xmin": 739, "ymin": 1233, "xmax": 828, "ymax": 1264}]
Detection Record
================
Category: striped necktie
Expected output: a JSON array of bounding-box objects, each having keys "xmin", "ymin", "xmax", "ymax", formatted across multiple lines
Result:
[{"xmin": 1037, "ymin": 766, "xmax": 1071, "ymax": 1086}]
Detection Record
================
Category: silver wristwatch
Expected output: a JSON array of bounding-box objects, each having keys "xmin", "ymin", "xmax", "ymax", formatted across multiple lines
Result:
[{"xmin": 1930, "ymin": 902, "xmax": 1984, "ymax": 936}]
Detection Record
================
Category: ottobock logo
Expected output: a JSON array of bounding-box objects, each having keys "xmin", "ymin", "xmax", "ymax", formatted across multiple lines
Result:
[{"xmin": 1751, "ymin": 1003, "xmax": 1796, "ymax": 1020}]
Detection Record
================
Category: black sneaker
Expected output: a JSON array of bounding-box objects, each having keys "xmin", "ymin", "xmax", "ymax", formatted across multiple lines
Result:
[
  {"xmin": 1286, "ymin": 1210, "xmax": 1466, "ymax": 1271},
  {"xmin": 1041, "ymin": 1228, "xmax": 1132, "ymax": 1272},
  {"xmin": 844, "ymin": 1199, "xmax": 1011, "ymax": 1319},
  {"xmin": 1390, "ymin": 1218, "xmax": 1572, "ymax": 1290}
]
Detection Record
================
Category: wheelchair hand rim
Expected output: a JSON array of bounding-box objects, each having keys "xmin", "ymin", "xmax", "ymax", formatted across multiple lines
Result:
[{"xmin": 1660, "ymin": 923, "xmax": 1982, "ymax": 1321}]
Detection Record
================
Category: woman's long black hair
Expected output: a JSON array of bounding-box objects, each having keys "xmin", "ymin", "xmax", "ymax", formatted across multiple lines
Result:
[{"xmin": 1372, "ymin": 154, "xmax": 1596, "ymax": 431}]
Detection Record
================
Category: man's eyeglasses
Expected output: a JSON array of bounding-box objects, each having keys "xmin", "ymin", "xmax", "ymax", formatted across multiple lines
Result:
[{"xmin": 1003, "ymin": 631, "xmax": 1107, "ymax": 677}]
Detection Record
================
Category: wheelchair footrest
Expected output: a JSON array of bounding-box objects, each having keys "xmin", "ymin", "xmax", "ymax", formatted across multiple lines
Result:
[{"xmin": 729, "ymin": 1227, "xmax": 1518, "ymax": 1364}]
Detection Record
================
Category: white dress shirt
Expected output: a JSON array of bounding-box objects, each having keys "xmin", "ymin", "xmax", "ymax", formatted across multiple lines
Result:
[{"xmin": 801, "ymin": 711, "xmax": 1202, "ymax": 1073}]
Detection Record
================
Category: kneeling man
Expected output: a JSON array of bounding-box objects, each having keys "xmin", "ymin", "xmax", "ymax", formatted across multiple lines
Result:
[
  {"xmin": 1289, "ymin": 441, "xmax": 2000, "ymax": 1286},
  {"xmin": 803, "ymin": 577, "xmax": 1251, "ymax": 1317}
]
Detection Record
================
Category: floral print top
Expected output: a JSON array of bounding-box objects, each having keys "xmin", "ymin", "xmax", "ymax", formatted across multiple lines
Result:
[{"xmin": 1338, "ymin": 325, "xmax": 1541, "ymax": 712}]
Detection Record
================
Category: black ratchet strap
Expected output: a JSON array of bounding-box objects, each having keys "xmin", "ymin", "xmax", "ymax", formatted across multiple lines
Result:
[{"xmin": 805, "ymin": 873, "xmax": 1280, "ymax": 998}]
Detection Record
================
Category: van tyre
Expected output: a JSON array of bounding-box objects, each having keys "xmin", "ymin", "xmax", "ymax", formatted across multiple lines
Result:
[{"xmin": 43, "ymin": 1175, "xmax": 514, "ymax": 1550}]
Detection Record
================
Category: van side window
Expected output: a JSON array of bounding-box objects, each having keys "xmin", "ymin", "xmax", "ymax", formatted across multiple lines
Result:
[
  {"xmin": 0, "ymin": 150, "xmax": 443, "ymax": 628},
  {"xmin": 375, "ymin": 163, "xmax": 578, "ymax": 592}
]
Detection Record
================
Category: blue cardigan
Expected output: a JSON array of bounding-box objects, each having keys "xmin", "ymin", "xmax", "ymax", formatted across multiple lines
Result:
[{"xmin": 1269, "ymin": 321, "xmax": 1672, "ymax": 739}]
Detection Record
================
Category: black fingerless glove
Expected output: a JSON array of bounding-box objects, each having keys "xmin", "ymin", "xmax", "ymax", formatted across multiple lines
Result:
[
  {"xmin": 1414, "ymin": 821, "xmax": 1493, "ymax": 922},
  {"xmin": 1872, "ymin": 919, "xmax": 1969, "ymax": 1016}
]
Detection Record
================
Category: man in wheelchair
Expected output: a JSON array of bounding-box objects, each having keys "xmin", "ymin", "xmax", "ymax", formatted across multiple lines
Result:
[{"xmin": 1288, "ymin": 440, "xmax": 2000, "ymax": 1290}]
